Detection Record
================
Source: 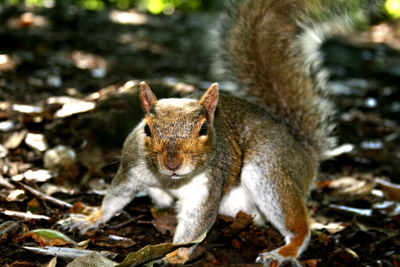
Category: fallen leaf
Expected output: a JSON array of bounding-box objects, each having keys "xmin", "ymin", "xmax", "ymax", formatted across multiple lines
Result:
[
  {"xmin": 230, "ymin": 211, "xmax": 254, "ymax": 232},
  {"xmin": 310, "ymin": 220, "xmax": 347, "ymax": 234},
  {"xmin": 117, "ymin": 242, "xmax": 178, "ymax": 267},
  {"xmin": 66, "ymin": 252, "xmax": 117, "ymax": 267},
  {"xmin": 0, "ymin": 144, "xmax": 8, "ymax": 157},
  {"xmin": 25, "ymin": 133, "xmax": 48, "ymax": 151},
  {"xmin": 0, "ymin": 120, "xmax": 15, "ymax": 132},
  {"xmin": 19, "ymin": 229, "xmax": 78, "ymax": 246},
  {"xmin": 11, "ymin": 174, "xmax": 25, "ymax": 182},
  {"xmin": 24, "ymin": 169, "xmax": 54, "ymax": 182},
  {"xmin": 6, "ymin": 189, "xmax": 26, "ymax": 202},
  {"xmin": 47, "ymin": 96, "xmax": 80, "ymax": 105},
  {"xmin": 330, "ymin": 176, "xmax": 374, "ymax": 195},
  {"xmin": 118, "ymin": 232, "xmax": 206, "ymax": 267},
  {"xmin": 4, "ymin": 130, "xmax": 28, "ymax": 149},
  {"xmin": 41, "ymin": 182, "xmax": 77, "ymax": 196},
  {"xmin": 27, "ymin": 198, "xmax": 42, "ymax": 214},
  {"xmin": 12, "ymin": 103, "xmax": 43, "ymax": 114},
  {"xmin": 150, "ymin": 207, "xmax": 176, "ymax": 235},
  {"xmin": 55, "ymin": 101, "xmax": 95, "ymax": 118},
  {"xmin": 44, "ymin": 145, "xmax": 77, "ymax": 176}
]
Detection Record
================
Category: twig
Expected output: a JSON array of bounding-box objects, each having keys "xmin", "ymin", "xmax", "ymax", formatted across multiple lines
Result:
[
  {"xmin": 107, "ymin": 214, "xmax": 145, "ymax": 229},
  {"xmin": 0, "ymin": 174, "xmax": 15, "ymax": 189},
  {"xmin": 19, "ymin": 183, "xmax": 73, "ymax": 208},
  {"xmin": 22, "ymin": 246, "xmax": 118, "ymax": 260},
  {"xmin": 1, "ymin": 209, "xmax": 51, "ymax": 221}
]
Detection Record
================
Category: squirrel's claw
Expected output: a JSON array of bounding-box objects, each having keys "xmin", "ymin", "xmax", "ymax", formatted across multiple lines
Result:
[
  {"xmin": 56, "ymin": 213, "xmax": 103, "ymax": 235},
  {"xmin": 256, "ymin": 252, "xmax": 302, "ymax": 267}
]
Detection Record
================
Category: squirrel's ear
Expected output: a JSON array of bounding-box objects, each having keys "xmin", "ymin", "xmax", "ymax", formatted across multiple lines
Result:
[
  {"xmin": 140, "ymin": 81, "xmax": 157, "ymax": 114},
  {"xmin": 200, "ymin": 83, "xmax": 219, "ymax": 123}
]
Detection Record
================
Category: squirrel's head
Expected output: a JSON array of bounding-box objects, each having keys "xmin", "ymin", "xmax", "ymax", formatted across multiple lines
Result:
[{"xmin": 139, "ymin": 81, "xmax": 219, "ymax": 179}]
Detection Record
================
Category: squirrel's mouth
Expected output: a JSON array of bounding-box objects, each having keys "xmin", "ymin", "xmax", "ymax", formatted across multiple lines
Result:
[{"xmin": 171, "ymin": 173, "xmax": 182, "ymax": 179}]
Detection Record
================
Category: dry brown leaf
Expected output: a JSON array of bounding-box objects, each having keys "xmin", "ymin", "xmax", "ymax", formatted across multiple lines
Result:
[
  {"xmin": 230, "ymin": 211, "xmax": 254, "ymax": 232},
  {"xmin": 18, "ymin": 229, "xmax": 77, "ymax": 246},
  {"xmin": 27, "ymin": 198, "xmax": 41, "ymax": 214},
  {"xmin": 150, "ymin": 207, "xmax": 176, "ymax": 235}
]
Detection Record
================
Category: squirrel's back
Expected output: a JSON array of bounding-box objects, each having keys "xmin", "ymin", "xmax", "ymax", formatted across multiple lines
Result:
[{"xmin": 215, "ymin": 0, "xmax": 354, "ymax": 158}]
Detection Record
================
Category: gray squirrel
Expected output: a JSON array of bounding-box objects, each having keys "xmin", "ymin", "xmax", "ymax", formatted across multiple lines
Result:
[{"xmin": 63, "ymin": 0, "xmax": 365, "ymax": 265}]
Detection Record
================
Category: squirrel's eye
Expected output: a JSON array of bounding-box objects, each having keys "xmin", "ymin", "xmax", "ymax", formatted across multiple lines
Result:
[
  {"xmin": 199, "ymin": 121, "xmax": 208, "ymax": 136},
  {"xmin": 144, "ymin": 124, "xmax": 152, "ymax": 137}
]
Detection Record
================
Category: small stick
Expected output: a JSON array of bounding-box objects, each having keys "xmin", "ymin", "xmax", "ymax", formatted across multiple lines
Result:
[
  {"xmin": 1, "ymin": 209, "xmax": 51, "ymax": 221},
  {"xmin": 19, "ymin": 183, "xmax": 73, "ymax": 208},
  {"xmin": 107, "ymin": 214, "xmax": 145, "ymax": 229},
  {"xmin": 0, "ymin": 174, "xmax": 14, "ymax": 189}
]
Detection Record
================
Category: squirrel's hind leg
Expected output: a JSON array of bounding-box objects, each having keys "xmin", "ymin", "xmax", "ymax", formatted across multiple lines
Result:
[{"xmin": 240, "ymin": 163, "xmax": 310, "ymax": 264}]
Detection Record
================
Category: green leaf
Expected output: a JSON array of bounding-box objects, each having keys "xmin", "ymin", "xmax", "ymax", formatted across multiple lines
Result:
[
  {"xmin": 29, "ymin": 229, "xmax": 78, "ymax": 246},
  {"xmin": 117, "ymin": 231, "xmax": 207, "ymax": 267}
]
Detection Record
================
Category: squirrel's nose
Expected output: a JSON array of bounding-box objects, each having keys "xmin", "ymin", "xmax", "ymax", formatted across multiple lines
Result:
[{"xmin": 164, "ymin": 152, "xmax": 183, "ymax": 171}]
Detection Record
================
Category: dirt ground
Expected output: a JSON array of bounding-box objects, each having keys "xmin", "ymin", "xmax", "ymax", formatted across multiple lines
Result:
[{"xmin": 0, "ymin": 4, "xmax": 399, "ymax": 267}]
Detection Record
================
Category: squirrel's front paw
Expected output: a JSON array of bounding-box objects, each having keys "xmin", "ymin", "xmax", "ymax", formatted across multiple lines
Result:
[
  {"xmin": 164, "ymin": 247, "xmax": 190, "ymax": 265},
  {"xmin": 256, "ymin": 252, "xmax": 301, "ymax": 267},
  {"xmin": 57, "ymin": 209, "xmax": 104, "ymax": 235}
]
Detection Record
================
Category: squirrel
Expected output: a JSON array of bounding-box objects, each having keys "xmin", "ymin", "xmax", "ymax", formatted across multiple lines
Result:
[{"xmin": 63, "ymin": 0, "xmax": 362, "ymax": 265}]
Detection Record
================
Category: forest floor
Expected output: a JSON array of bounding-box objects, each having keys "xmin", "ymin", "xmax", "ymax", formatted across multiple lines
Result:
[{"xmin": 0, "ymin": 4, "xmax": 400, "ymax": 267}]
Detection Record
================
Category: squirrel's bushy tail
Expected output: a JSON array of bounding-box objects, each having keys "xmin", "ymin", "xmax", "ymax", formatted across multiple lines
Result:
[{"xmin": 216, "ymin": 0, "xmax": 357, "ymax": 158}]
